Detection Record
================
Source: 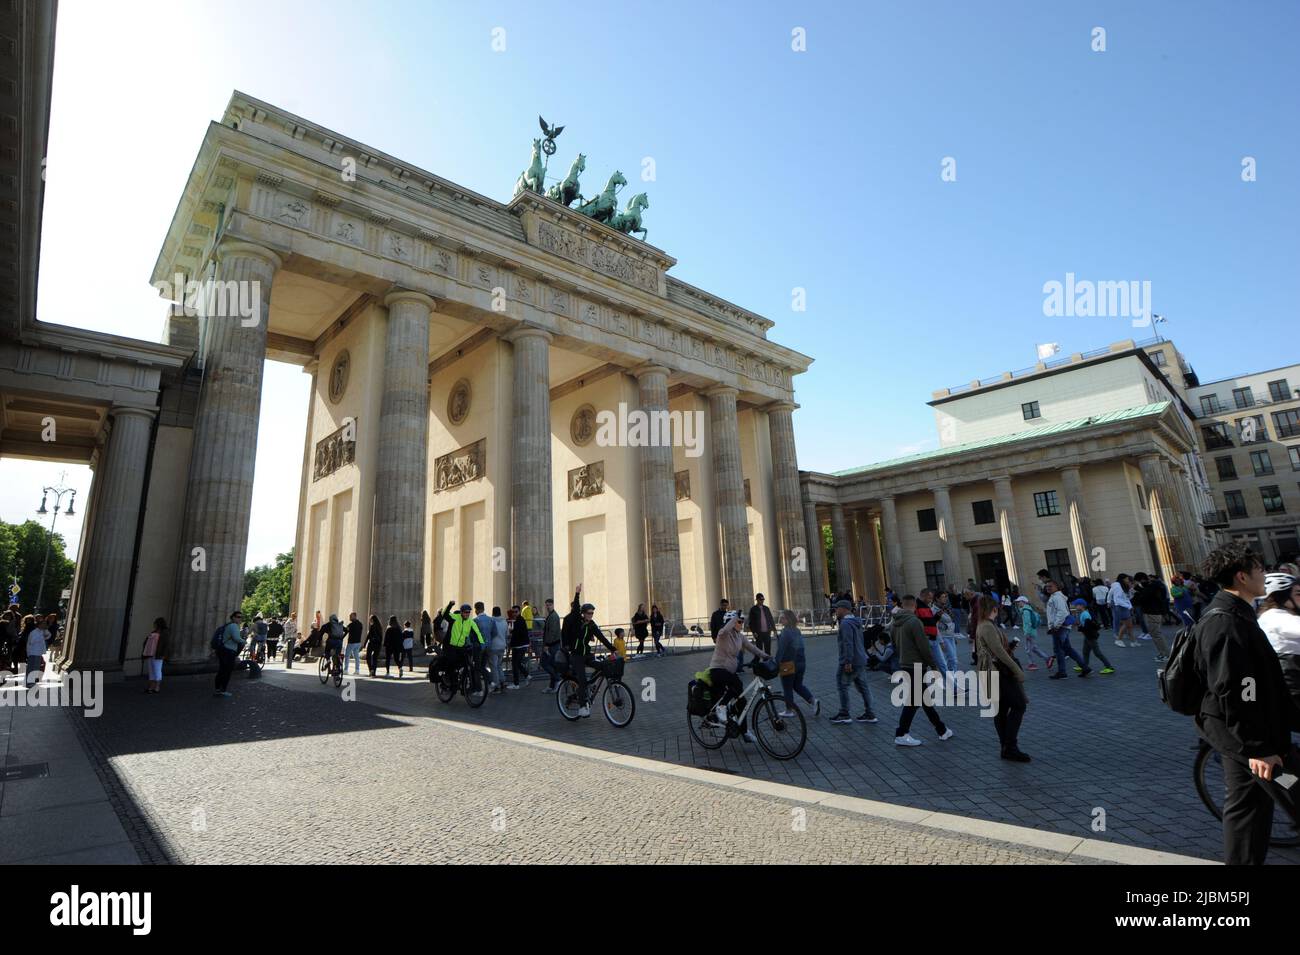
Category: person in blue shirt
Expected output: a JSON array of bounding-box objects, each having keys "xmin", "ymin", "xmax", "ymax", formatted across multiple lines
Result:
[{"xmin": 1071, "ymin": 598, "xmax": 1114, "ymax": 674}]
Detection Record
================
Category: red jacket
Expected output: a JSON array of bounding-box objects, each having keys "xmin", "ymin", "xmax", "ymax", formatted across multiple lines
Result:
[{"xmin": 915, "ymin": 602, "xmax": 938, "ymax": 640}]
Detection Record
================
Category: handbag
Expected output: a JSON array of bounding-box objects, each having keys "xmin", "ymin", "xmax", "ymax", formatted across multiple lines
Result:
[{"xmin": 778, "ymin": 660, "xmax": 796, "ymax": 677}]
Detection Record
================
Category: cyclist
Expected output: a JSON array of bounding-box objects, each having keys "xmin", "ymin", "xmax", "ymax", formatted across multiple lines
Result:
[
  {"xmin": 561, "ymin": 583, "xmax": 617, "ymax": 718},
  {"xmin": 706, "ymin": 611, "xmax": 771, "ymax": 741},
  {"xmin": 435, "ymin": 603, "xmax": 485, "ymax": 691},
  {"xmin": 323, "ymin": 614, "xmax": 345, "ymax": 676},
  {"xmin": 1258, "ymin": 572, "xmax": 1300, "ymax": 707}
]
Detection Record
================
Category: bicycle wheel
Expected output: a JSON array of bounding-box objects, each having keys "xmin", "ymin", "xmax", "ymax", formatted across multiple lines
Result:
[
  {"xmin": 750, "ymin": 691, "xmax": 806, "ymax": 760},
  {"xmin": 434, "ymin": 668, "xmax": 455, "ymax": 703},
  {"xmin": 556, "ymin": 678, "xmax": 583, "ymax": 721},
  {"xmin": 317, "ymin": 655, "xmax": 329, "ymax": 684},
  {"xmin": 463, "ymin": 667, "xmax": 489, "ymax": 708},
  {"xmin": 602, "ymin": 680, "xmax": 636, "ymax": 727},
  {"xmin": 332, "ymin": 661, "xmax": 343, "ymax": 688},
  {"xmin": 1194, "ymin": 744, "xmax": 1300, "ymax": 847},
  {"xmin": 687, "ymin": 709, "xmax": 728, "ymax": 750}
]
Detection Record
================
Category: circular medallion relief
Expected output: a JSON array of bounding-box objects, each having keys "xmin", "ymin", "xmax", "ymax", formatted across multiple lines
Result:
[
  {"xmin": 447, "ymin": 378, "xmax": 472, "ymax": 425},
  {"xmin": 571, "ymin": 404, "xmax": 597, "ymax": 447},
  {"xmin": 328, "ymin": 350, "xmax": 350, "ymax": 404}
]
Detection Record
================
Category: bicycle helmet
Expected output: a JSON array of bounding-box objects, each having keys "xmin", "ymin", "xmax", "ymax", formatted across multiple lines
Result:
[
  {"xmin": 1264, "ymin": 572, "xmax": 1295, "ymax": 597},
  {"xmin": 723, "ymin": 610, "xmax": 740, "ymax": 623},
  {"xmin": 580, "ymin": 603, "xmax": 595, "ymax": 613}
]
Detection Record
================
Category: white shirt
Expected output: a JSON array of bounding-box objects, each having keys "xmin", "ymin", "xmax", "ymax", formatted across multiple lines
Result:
[
  {"xmin": 1109, "ymin": 582, "xmax": 1132, "ymax": 609},
  {"xmin": 1093, "ymin": 584, "xmax": 1109, "ymax": 605},
  {"xmin": 1258, "ymin": 608, "xmax": 1300, "ymax": 657},
  {"xmin": 25, "ymin": 627, "xmax": 48, "ymax": 657}
]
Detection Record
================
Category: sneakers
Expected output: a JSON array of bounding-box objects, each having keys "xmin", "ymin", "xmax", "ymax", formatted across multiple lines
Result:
[
  {"xmin": 855, "ymin": 713, "xmax": 879, "ymax": 723},
  {"xmin": 742, "ymin": 730, "xmax": 757, "ymax": 743},
  {"xmin": 937, "ymin": 728, "xmax": 954, "ymax": 741},
  {"xmin": 895, "ymin": 733, "xmax": 923, "ymax": 746},
  {"xmin": 1078, "ymin": 667, "xmax": 1093, "ymax": 678},
  {"xmin": 829, "ymin": 711, "xmax": 852, "ymax": 724},
  {"xmin": 777, "ymin": 708, "xmax": 797, "ymax": 718},
  {"xmin": 1048, "ymin": 672, "xmax": 1068, "ymax": 680},
  {"xmin": 1027, "ymin": 663, "xmax": 1039, "ymax": 671},
  {"xmin": 542, "ymin": 685, "xmax": 557, "ymax": 694},
  {"xmin": 1100, "ymin": 667, "xmax": 1116, "ymax": 674},
  {"xmin": 505, "ymin": 683, "xmax": 520, "ymax": 691},
  {"xmin": 1001, "ymin": 749, "xmax": 1032, "ymax": 762},
  {"xmin": 813, "ymin": 699, "xmax": 821, "ymax": 717},
  {"xmin": 1114, "ymin": 639, "xmax": 1126, "ymax": 647},
  {"xmin": 577, "ymin": 705, "xmax": 591, "ymax": 718},
  {"xmin": 1073, "ymin": 665, "xmax": 1082, "ymax": 673},
  {"xmin": 1139, "ymin": 633, "xmax": 1152, "ymax": 641},
  {"xmin": 1046, "ymin": 655, "xmax": 1056, "ymax": 671}
]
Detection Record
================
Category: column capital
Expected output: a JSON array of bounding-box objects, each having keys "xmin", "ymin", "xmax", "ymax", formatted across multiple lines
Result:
[
  {"xmin": 631, "ymin": 363, "xmax": 672, "ymax": 381},
  {"xmin": 766, "ymin": 399, "xmax": 797, "ymax": 414},
  {"xmin": 932, "ymin": 484, "xmax": 951, "ymax": 494},
  {"xmin": 109, "ymin": 405, "xmax": 157, "ymax": 423},
  {"xmin": 383, "ymin": 288, "xmax": 437, "ymax": 312},
  {"xmin": 503, "ymin": 324, "xmax": 553, "ymax": 345},
  {"xmin": 214, "ymin": 239, "xmax": 282, "ymax": 272},
  {"xmin": 702, "ymin": 384, "xmax": 739, "ymax": 400}
]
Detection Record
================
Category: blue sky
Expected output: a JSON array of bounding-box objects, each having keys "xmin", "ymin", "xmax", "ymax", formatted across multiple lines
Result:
[{"xmin": 10, "ymin": 0, "xmax": 1297, "ymax": 566}]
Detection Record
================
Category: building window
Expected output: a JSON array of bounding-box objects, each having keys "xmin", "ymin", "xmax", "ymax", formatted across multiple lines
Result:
[
  {"xmin": 1200, "ymin": 395, "xmax": 1224, "ymax": 415},
  {"xmin": 1232, "ymin": 386, "xmax": 1255, "ymax": 410},
  {"xmin": 917, "ymin": 508, "xmax": 937, "ymax": 532},
  {"xmin": 1250, "ymin": 449, "xmax": 1274, "ymax": 477},
  {"xmin": 1022, "ymin": 401, "xmax": 1041, "ymax": 421},
  {"xmin": 1268, "ymin": 379, "xmax": 1291, "ymax": 403},
  {"xmin": 1202, "ymin": 423, "xmax": 1233, "ymax": 449},
  {"xmin": 971, "ymin": 499, "xmax": 995, "ymax": 525},
  {"xmin": 1216, "ymin": 456, "xmax": 1238, "ymax": 480},
  {"xmin": 1137, "ymin": 483, "xmax": 1147, "ymax": 509},
  {"xmin": 1290, "ymin": 446, "xmax": 1300, "ymax": 471},
  {"xmin": 1033, "ymin": 490, "xmax": 1060, "ymax": 517},
  {"xmin": 1274, "ymin": 409, "xmax": 1300, "ymax": 440},
  {"xmin": 1151, "ymin": 351, "xmax": 1167, "ymax": 367},
  {"xmin": 924, "ymin": 560, "xmax": 946, "ymax": 592},
  {"xmin": 1236, "ymin": 415, "xmax": 1267, "ymax": 444},
  {"xmin": 1224, "ymin": 490, "xmax": 1248, "ymax": 519},
  {"xmin": 1044, "ymin": 549, "xmax": 1071, "ymax": 586},
  {"xmin": 1260, "ymin": 485, "xmax": 1285, "ymax": 515}
]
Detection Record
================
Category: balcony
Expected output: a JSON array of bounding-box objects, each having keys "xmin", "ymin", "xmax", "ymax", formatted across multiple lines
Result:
[{"xmin": 1201, "ymin": 509, "xmax": 1230, "ymax": 529}]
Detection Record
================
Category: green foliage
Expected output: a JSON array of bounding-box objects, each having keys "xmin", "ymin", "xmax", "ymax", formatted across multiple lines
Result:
[
  {"xmin": 240, "ymin": 548, "xmax": 293, "ymax": 620},
  {"xmin": 0, "ymin": 519, "xmax": 75, "ymax": 613},
  {"xmin": 821, "ymin": 523, "xmax": 835, "ymax": 590}
]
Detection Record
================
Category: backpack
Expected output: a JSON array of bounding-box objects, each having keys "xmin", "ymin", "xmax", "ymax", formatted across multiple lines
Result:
[
  {"xmin": 210, "ymin": 625, "xmax": 227, "ymax": 652},
  {"xmin": 1024, "ymin": 607, "xmax": 1041, "ymax": 630},
  {"xmin": 1158, "ymin": 609, "xmax": 1227, "ymax": 715}
]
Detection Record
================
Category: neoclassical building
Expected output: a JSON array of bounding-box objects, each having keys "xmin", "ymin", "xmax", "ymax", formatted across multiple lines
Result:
[{"xmin": 803, "ymin": 339, "xmax": 1218, "ymax": 603}]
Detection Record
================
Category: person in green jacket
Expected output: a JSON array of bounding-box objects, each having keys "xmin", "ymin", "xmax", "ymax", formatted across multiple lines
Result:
[
  {"xmin": 889, "ymin": 595, "xmax": 953, "ymax": 747},
  {"xmin": 436, "ymin": 603, "xmax": 485, "ymax": 690}
]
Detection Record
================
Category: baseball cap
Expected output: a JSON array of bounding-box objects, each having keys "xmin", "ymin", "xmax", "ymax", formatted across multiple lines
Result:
[
  {"xmin": 1014, "ymin": 596, "xmax": 1028, "ymax": 604},
  {"xmin": 1070, "ymin": 598, "xmax": 1088, "ymax": 607},
  {"xmin": 833, "ymin": 599, "xmax": 852, "ymax": 610},
  {"xmin": 459, "ymin": 603, "xmax": 472, "ymax": 612}
]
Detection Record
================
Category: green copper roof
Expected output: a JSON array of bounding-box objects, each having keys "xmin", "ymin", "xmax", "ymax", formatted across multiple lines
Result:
[{"xmin": 831, "ymin": 402, "xmax": 1172, "ymax": 478}]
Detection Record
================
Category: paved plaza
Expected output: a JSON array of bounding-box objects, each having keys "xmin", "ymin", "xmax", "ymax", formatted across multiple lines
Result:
[{"xmin": 3, "ymin": 622, "xmax": 1288, "ymax": 865}]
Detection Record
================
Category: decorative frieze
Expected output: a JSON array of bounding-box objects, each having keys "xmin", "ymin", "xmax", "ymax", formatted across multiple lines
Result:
[
  {"xmin": 537, "ymin": 220, "xmax": 658, "ymax": 293},
  {"xmin": 313, "ymin": 423, "xmax": 356, "ymax": 481},
  {"xmin": 435, "ymin": 438, "xmax": 486, "ymax": 492},
  {"xmin": 568, "ymin": 461, "xmax": 605, "ymax": 500}
]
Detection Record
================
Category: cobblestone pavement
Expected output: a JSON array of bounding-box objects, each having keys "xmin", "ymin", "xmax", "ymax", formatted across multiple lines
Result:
[
  {"xmin": 239, "ymin": 625, "xmax": 1297, "ymax": 864},
  {"xmin": 76, "ymin": 671, "xmax": 1086, "ymax": 864}
]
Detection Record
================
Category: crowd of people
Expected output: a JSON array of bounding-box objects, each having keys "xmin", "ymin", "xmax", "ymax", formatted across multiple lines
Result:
[{"xmin": 0, "ymin": 605, "xmax": 60, "ymax": 687}]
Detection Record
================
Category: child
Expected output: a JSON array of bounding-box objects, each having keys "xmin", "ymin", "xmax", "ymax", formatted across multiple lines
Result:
[
  {"xmin": 1072, "ymin": 598, "xmax": 1114, "ymax": 674},
  {"xmin": 612, "ymin": 627, "xmax": 628, "ymax": 660},
  {"xmin": 1014, "ymin": 595, "xmax": 1051, "ymax": 671}
]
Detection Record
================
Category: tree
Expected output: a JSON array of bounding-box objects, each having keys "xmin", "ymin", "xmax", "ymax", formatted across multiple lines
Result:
[
  {"xmin": 0, "ymin": 519, "xmax": 75, "ymax": 613},
  {"xmin": 821, "ymin": 523, "xmax": 836, "ymax": 592},
  {"xmin": 241, "ymin": 548, "xmax": 293, "ymax": 620}
]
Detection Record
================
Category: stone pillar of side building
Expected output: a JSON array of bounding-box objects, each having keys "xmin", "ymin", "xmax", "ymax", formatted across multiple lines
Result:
[
  {"xmin": 1165, "ymin": 460, "xmax": 1204, "ymax": 570},
  {"xmin": 63, "ymin": 406, "xmax": 156, "ymax": 671},
  {"xmin": 288, "ymin": 359, "xmax": 319, "ymax": 616},
  {"xmin": 506, "ymin": 327, "xmax": 554, "ymax": 608},
  {"xmin": 1139, "ymin": 453, "xmax": 1185, "ymax": 579},
  {"xmin": 932, "ymin": 485, "xmax": 962, "ymax": 594},
  {"xmin": 170, "ymin": 240, "xmax": 281, "ymax": 666},
  {"xmin": 634, "ymin": 365, "xmax": 684, "ymax": 628},
  {"xmin": 369, "ymin": 290, "xmax": 435, "ymax": 626},
  {"xmin": 766, "ymin": 402, "xmax": 814, "ymax": 613},
  {"xmin": 854, "ymin": 509, "xmax": 884, "ymax": 602},
  {"xmin": 1059, "ymin": 466, "xmax": 1094, "ymax": 579},
  {"xmin": 991, "ymin": 476, "xmax": 1033, "ymax": 595},
  {"xmin": 800, "ymin": 492, "xmax": 828, "ymax": 611},
  {"xmin": 828, "ymin": 503, "xmax": 852, "ymax": 596},
  {"xmin": 705, "ymin": 386, "xmax": 753, "ymax": 608},
  {"xmin": 878, "ymin": 495, "xmax": 906, "ymax": 594},
  {"xmin": 845, "ymin": 510, "xmax": 867, "ymax": 599}
]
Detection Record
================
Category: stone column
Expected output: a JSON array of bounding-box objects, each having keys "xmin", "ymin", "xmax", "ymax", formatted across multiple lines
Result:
[
  {"xmin": 370, "ymin": 290, "xmax": 434, "ymax": 625},
  {"xmin": 65, "ymin": 407, "xmax": 155, "ymax": 670},
  {"xmin": 507, "ymin": 327, "xmax": 554, "ymax": 607},
  {"xmin": 855, "ymin": 509, "xmax": 884, "ymax": 601},
  {"xmin": 1060, "ymin": 466, "xmax": 1093, "ymax": 578},
  {"xmin": 289, "ymin": 360, "xmax": 318, "ymax": 616},
  {"xmin": 705, "ymin": 386, "xmax": 753, "ymax": 607},
  {"xmin": 635, "ymin": 365, "xmax": 683, "ymax": 626},
  {"xmin": 1139, "ymin": 454, "xmax": 1186, "ymax": 577},
  {"xmin": 829, "ymin": 503, "xmax": 852, "ymax": 595},
  {"xmin": 801, "ymin": 493, "xmax": 827, "ymax": 610},
  {"xmin": 766, "ymin": 402, "xmax": 814, "ymax": 612},
  {"xmin": 879, "ymin": 495, "xmax": 906, "ymax": 594},
  {"xmin": 171, "ymin": 240, "xmax": 280, "ymax": 665},
  {"xmin": 992, "ymin": 476, "xmax": 1031, "ymax": 591},
  {"xmin": 1165, "ymin": 459, "xmax": 1203, "ymax": 569},
  {"xmin": 932, "ymin": 485, "xmax": 961, "ymax": 592}
]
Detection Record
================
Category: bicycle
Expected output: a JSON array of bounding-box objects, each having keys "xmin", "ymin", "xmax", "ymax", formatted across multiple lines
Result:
[
  {"xmin": 317, "ymin": 647, "xmax": 343, "ymax": 688},
  {"xmin": 556, "ymin": 654, "xmax": 635, "ymax": 727},
  {"xmin": 687, "ymin": 661, "xmax": 806, "ymax": 759},
  {"xmin": 1194, "ymin": 739, "xmax": 1300, "ymax": 847},
  {"xmin": 431, "ymin": 650, "xmax": 491, "ymax": 708}
]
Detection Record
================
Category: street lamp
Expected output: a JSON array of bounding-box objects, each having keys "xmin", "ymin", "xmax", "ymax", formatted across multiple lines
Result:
[{"xmin": 33, "ymin": 472, "xmax": 76, "ymax": 613}]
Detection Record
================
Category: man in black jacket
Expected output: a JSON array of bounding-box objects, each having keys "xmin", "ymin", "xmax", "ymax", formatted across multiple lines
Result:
[
  {"xmin": 746, "ymin": 594, "xmax": 775, "ymax": 655},
  {"xmin": 1194, "ymin": 543, "xmax": 1300, "ymax": 864},
  {"xmin": 561, "ymin": 583, "xmax": 616, "ymax": 717}
]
